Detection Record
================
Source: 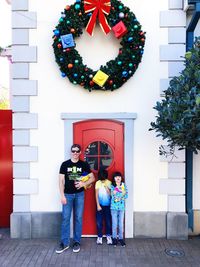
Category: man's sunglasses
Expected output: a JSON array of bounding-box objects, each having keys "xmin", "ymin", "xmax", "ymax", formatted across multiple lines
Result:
[{"xmin": 71, "ymin": 150, "xmax": 80, "ymax": 153}]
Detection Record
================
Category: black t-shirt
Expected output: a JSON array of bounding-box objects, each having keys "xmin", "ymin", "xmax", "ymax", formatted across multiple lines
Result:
[{"xmin": 59, "ymin": 159, "xmax": 91, "ymax": 194}]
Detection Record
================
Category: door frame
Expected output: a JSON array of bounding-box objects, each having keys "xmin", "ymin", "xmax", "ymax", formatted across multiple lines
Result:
[
  {"xmin": 0, "ymin": 110, "xmax": 13, "ymax": 227},
  {"xmin": 61, "ymin": 113, "xmax": 137, "ymax": 238}
]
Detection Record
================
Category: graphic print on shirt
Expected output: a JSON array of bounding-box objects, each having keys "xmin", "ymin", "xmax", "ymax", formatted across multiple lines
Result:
[
  {"xmin": 110, "ymin": 183, "xmax": 128, "ymax": 211},
  {"xmin": 67, "ymin": 166, "xmax": 83, "ymax": 181}
]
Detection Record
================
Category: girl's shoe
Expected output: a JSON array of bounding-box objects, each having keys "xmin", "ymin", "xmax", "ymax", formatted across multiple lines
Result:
[
  {"xmin": 112, "ymin": 238, "xmax": 118, "ymax": 247},
  {"xmin": 119, "ymin": 239, "xmax": 126, "ymax": 247},
  {"xmin": 106, "ymin": 236, "xmax": 112, "ymax": 245},
  {"xmin": 96, "ymin": 237, "xmax": 103, "ymax": 245}
]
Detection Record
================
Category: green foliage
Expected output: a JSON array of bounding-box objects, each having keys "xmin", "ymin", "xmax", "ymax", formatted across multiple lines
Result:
[
  {"xmin": 150, "ymin": 37, "xmax": 200, "ymax": 154},
  {"xmin": 0, "ymin": 45, "xmax": 11, "ymax": 56},
  {"xmin": 52, "ymin": 0, "xmax": 145, "ymax": 91},
  {"xmin": 0, "ymin": 46, "xmax": 4, "ymax": 55}
]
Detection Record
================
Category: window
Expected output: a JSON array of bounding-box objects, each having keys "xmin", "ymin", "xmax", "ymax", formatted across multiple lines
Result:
[{"xmin": 84, "ymin": 141, "xmax": 113, "ymax": 171}]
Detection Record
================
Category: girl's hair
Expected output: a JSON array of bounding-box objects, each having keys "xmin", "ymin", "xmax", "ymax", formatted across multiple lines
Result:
[
  {"xmin": 98, "ymin": 168, "xmax": 108, "ymax": 181},
  {"xmin": 112, "ymin": 171, "xmax": 123, "ymax": 186}
]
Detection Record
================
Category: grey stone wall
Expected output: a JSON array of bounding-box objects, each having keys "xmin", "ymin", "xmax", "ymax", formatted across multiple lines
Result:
[
  {"xmin": 11, "ymin": 211, "xmax": 188, "ymax": 240},
  {"xmin": 134, "ymin": 212, "xmax": 188, "ymax": 240},
  {"xmin": 11, "ymin": 212, "xmax": 61, "ymax": 238},
  {"xmin": 11, "ymin": 0, "xmax": 38, "ymax": 215},
  {"xmin": 160, "ymin": 0, "xmax": 186, "ymax": 95},
  {"xmin": 159, "ymin": 0, "xmax": 187, "ymax": 216}
]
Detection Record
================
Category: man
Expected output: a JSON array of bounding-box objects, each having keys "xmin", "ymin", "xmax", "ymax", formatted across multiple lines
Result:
[{"xmin": 56, "ymin": 144, "xmax": 95, "ymax": 254}]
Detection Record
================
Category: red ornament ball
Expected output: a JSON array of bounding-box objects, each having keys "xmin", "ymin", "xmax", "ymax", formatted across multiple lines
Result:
[
  {"xmin": 109, "ymin": 80, "xmax": 113, "ymax": 85},
  {"xmin": 70, "ymin": 28, "xmax": 76, "ymax": 34},
  {"xmin": 65, "ymin": 5, "xmax": 70, "ymax": 10},
  {"xmin": 57, "ymin": 43, "xmax": 62, "ymax": 48},
  {"xmin": 89, "ymin": 81, "xmax": 94, "ymax": 86},
  {"xmin": 68, "ymin": 63, "xmax": 73, "ymax": 68}
]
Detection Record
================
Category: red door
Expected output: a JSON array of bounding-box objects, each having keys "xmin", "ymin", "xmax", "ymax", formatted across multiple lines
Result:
[
  {"xmin": 0, "ymin": 110, "xmax": 13, "ymax": 227},
  {"xmin": 73, "ymin": 119, "xmax": 124, "ymax": 235}
]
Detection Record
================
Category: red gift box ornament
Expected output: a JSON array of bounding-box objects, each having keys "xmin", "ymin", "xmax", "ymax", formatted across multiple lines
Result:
[
  {"xmin": 112, "ymin": 21, "xmax": 128, "ymax": 39},
  {"xmin": 84, "ymin": 0, "xmax": 111, "ymax": 36}
]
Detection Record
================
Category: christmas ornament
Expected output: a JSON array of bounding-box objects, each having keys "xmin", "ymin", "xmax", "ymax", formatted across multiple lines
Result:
[
  {"xmin": 112, "ymin": 21, "xmax": 127, "ymax": 38},
  {"xmin": 60, "ymin": 34, "xmax": 75, "ymax": 48},
  {"xmin": 84, "ymin": 0, "xmax": 111, "ymax": 36},
  {"xmin": 93, "ymin": 70, "xmax": 109, "ymax": 87},
  {"xmin": 52, "ymin": 0, "xmax": 146, "ymax": 91}
]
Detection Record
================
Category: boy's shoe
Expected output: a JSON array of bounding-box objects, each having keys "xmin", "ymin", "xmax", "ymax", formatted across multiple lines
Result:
[
  {"xmin": 96, "ymin": 237, "xmax": 103, "ymax": 245},
  {"xmin": 56, "ymin": 243, "xmax": 69, "ymax": 254},
  {"xmin": 73, "ymin": 242, "xmax": 81, "ymax": 253},
  {"xmin": 119, "ymin": 239, "xmax": 126, "ymax": 247},
  {"xmin": 106, "ymin": 236, "xmax": 112, "ymax": 245},
  {"xmin": 112, "ymin": 238, "xmax": 118, "ymax": 247}
]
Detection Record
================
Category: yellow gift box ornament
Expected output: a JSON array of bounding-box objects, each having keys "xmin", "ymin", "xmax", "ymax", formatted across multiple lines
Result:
[{"xmin": 93, "ymin": 70, "xmax": 109, "ymax": 87}]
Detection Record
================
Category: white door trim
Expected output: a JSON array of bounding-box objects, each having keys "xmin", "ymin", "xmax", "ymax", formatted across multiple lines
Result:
[{"xmin": 61, "ymin": 113, "xmax": 136, "ymax": 238}]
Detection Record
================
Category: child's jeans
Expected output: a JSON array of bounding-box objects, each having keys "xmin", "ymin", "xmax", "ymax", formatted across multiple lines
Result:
[
  {"xmin": 96, "ymin": 205, "xmax": 112, "ymax": 237},
  {"xmin": 111, "ymin": 209, "xmax": 124, "ymax": 239}
]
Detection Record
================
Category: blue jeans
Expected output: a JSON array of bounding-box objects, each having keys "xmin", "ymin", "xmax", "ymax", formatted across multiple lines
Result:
[
  {"xmin": 96, "ymin": 206, "xmax": 112, "ymax": 237},
  {"xmin": 111, "ymin": 209, "xmax": 124, "ymax": 239},
  {"xmin": 61, "ymin": 191, "xmax": 84, "ymax": 246}
]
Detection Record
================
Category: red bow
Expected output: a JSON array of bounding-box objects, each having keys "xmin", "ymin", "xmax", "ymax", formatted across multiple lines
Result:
[{"xmin": 84, "ymin": 0, "xmax": 111, "ymax": 36}]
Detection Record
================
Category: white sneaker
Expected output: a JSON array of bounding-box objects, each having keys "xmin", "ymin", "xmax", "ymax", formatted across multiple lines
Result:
[
  {"xmin": 96, "ymin": 237, "xmax": 103, "ymax": 245},
  {"xmin": 106, "ymin": 236, "xmax": 112, "ymax": 245}
]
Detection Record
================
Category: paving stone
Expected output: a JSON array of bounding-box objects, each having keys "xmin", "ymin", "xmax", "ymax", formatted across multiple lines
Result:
[{"xmin": 1, "ymin": 229, "xmax": 200, "ymax": 266}]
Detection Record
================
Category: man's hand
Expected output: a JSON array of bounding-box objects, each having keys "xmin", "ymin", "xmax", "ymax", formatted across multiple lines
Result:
[
  {"xmin": 74, "ymin": 181, "xmax": 85, "ymax": 190},
  {"xmin": 61, "ymin": 195, "xmax": 67, "ymax": 205}
]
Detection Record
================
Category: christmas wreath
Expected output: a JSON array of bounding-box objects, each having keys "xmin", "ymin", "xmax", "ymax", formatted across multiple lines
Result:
[{"xmin": 52, "ymin": 0, "xmax": 146, "ymax": 91}]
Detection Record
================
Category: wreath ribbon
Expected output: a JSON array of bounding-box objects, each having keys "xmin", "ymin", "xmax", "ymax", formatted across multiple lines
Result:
[{"xmin": 84, "ymin": 0, "xmax": 111, "ymax": 36}]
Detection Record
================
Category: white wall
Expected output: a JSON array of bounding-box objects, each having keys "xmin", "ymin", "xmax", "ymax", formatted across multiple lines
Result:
[
  {"xmin": 29, "ymin": 0, "xmax": 168, "ymax": 211},
  {"xmin": 0, "ymin": 1, "xmax": 11, "ymax": 106}
]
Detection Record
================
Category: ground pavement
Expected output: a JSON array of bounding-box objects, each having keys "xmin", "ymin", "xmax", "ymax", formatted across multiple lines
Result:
[{"xmin": 0, "ymin": 228, "xmax": 200, "ymax": 267}]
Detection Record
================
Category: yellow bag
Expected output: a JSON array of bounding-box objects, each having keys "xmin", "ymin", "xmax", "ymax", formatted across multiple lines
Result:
[{"xmin": 80, "ymin": 174, "xmax": 92, "ymax": 189}]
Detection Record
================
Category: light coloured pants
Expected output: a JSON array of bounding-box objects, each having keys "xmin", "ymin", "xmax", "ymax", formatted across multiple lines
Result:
[{"xmin": 111, "ymin": 209, "xmax": 124, "ymax": 239}]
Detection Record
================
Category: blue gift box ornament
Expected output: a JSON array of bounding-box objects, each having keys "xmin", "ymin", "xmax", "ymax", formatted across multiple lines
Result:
[{"xmin": 60, "ymin": 34, "xmax": 75, "ymax": 49}]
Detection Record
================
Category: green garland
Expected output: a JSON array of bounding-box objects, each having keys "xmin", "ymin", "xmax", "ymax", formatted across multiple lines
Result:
[{"xmin": 52, "ymin": 0, "xmax": 146, "ymax": 91}]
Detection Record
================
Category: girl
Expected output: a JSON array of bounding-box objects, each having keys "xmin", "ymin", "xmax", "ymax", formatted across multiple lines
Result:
[
  {"xmin": 95, "ymin": 168, "xmax": 112, "ymax": 245},
  {"xmin": 110, "ymin": 171, "xmax": 128, "ymax": 247}
]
